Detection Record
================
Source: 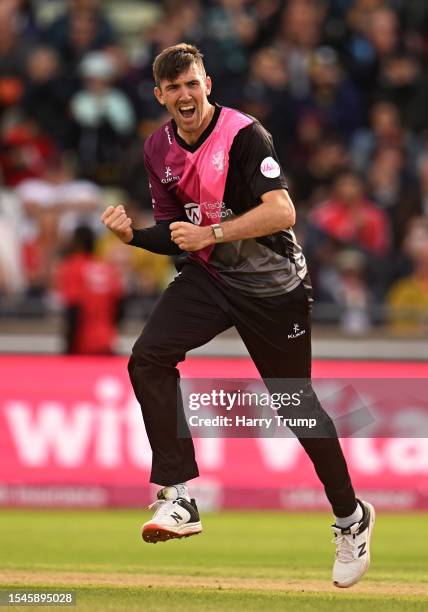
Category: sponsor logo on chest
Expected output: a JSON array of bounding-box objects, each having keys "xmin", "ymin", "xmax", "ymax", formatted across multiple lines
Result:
[
  {"xmin": 184, "ymin": 201, "xmax": 233, "ymax": 225},
  {"xmin": 184, "ymin": 202, "xmax": 202, "ymax": 225}
]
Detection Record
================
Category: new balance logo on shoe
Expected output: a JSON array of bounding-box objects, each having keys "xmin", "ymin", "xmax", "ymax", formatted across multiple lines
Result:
[
  {"xmin": 357, "ymin": 542, "xmax": 367, "ymax": 557},
  {"xmin": 171, "ymin": 511, "xmax": 183, "ymax": 524}
]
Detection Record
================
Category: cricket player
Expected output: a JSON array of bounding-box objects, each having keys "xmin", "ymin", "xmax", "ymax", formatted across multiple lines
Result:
[{"xmin": 102, "ymin": 43, "xmax": 375, "ymax": 588}]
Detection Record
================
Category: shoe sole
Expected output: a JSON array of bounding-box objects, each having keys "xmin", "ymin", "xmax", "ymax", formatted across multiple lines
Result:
[
  {"xmin": 333, "ymin": 501, "xmax": 376, "ymax": 588},
  {"xmin": 142, "ymin": 522, "xmax": 202, "ymax": 544}
]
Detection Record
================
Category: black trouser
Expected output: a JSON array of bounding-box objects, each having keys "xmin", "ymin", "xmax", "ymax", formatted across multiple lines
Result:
[{"xmin": 128, "ymin": 263, "xmax": 357, "ymax": 517}]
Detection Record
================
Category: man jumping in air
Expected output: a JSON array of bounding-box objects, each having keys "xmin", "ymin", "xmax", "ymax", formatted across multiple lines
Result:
[{"xmin": 102, "ymin": 43, "xmax": 375, "ymax": 588}]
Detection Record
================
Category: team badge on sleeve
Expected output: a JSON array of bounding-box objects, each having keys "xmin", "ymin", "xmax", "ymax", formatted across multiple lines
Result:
[{"xmin": 260, "ymin": 156, "xmax": 280, "ymax": 178}]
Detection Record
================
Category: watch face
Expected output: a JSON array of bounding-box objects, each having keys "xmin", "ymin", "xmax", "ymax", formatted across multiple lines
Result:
[{"xmin": 213, "ymin": 225, "xmax": 223, "ymax": 241}]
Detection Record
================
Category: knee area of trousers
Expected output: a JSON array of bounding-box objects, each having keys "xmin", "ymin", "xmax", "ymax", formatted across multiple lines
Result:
[{"xmin": 129, "ymin": 340, "xmax": 180, "ymax": 371}]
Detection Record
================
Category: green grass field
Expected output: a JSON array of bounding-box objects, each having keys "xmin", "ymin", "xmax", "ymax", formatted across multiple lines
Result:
[{"xmin": 0, "ymin": 509, "xmax": 427, "ymax": 611}]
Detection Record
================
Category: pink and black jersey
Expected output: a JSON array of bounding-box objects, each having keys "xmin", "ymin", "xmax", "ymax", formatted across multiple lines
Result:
[{"xmin": 144, "ymin": 105, "xmax": 307, "ymax": 296}]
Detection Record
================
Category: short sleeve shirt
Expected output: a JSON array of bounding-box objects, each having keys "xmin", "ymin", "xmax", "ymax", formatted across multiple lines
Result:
[{"xmin": 144, "ymin": 105, "xmax": 307, "ymax": 296}]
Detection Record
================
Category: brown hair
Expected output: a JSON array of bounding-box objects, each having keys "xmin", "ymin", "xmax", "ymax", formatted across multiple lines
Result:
[{"xmin": 153, "ymin": 43, "xmax": 205, "ymax": 88}]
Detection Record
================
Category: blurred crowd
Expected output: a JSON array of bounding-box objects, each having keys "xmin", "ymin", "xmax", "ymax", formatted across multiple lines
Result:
[{"xmin": 1, "ymin": 0, "xmax": 428, "ymax": 342}]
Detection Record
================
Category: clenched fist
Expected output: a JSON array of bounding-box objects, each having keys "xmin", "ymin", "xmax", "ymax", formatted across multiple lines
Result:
[
  {"xmin": 170, "ymin": 221, "xmax": 214, "ymax": 251},
  {"xmin": 101, "ymin": 205, "xmax": 133, "ymax": 244}
]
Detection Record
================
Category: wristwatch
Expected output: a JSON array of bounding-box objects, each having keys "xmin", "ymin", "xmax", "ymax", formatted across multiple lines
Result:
[{"xmin": 211, "ymin": 223, "xmax": 224, "ymax": 243}]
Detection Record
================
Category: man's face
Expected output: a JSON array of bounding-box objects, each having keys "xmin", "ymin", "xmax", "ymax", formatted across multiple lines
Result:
[{"xmin": 154, "ymin": 63, "xmax": 212, "ymax": 136}]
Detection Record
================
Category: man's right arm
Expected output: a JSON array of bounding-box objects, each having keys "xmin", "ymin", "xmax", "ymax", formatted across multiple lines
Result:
[
  {"xmin": 101, "ymin": 204, "xmax": 183, "ymax": 256},
  {"xmin": 102, "ymin": 130, "xmax": 187, "ymax": 255}
]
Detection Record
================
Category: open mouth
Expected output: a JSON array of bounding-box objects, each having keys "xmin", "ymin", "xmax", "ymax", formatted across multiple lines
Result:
[{"xmin": 178, "ymin": 105, "xmax": 196, "ymax": 119}]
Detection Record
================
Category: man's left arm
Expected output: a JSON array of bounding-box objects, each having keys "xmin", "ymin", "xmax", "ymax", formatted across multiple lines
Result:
[{"xmin": 169, "ymin": 189, "xmax": 295, "ymax": 251}]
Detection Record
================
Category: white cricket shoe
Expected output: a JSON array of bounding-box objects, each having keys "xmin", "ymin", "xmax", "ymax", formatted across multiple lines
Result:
[
  {"xmin": 332, "ymin": 500, "xmax": 375, "ymax": 588},
  {"xmin": 142, "ymin": 496, "xmax": 202, "ymax": 544}
]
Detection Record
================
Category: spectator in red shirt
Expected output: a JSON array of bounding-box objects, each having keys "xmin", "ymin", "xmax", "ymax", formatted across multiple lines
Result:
[
  {"xmin": 56, "ymin": 225, "xmax": 124, "ymax": 354},
  {"xmin": 0, "ymin": 118, "xmax": 57, "ymax": 187},
  {"xmin": 309, "ymin": 170, "xmax": 390, "ymax": 256}
]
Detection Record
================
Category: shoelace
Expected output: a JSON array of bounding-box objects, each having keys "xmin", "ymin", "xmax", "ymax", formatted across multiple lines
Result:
[{"xmin": 332, "ymin": 524, "xmax": 360, "ymax": 562}]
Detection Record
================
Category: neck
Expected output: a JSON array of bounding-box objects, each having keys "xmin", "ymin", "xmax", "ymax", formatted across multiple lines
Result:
[{"xmin": 177, "ymin": 103, "xmax": 215, "ymax": 145}]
